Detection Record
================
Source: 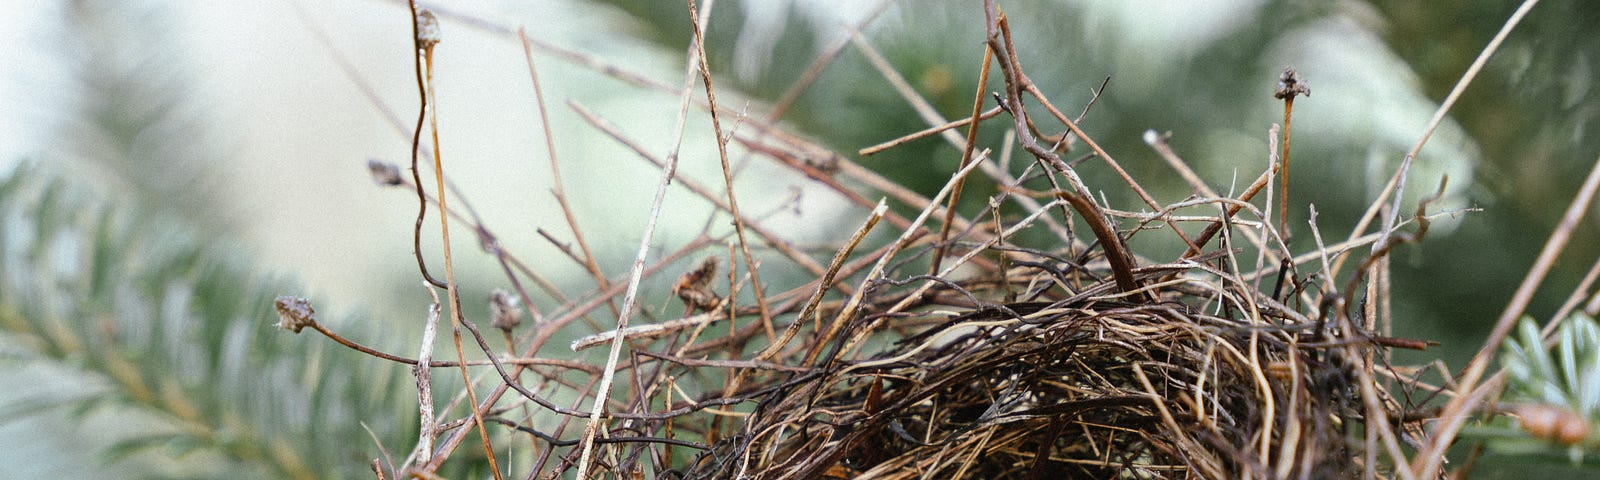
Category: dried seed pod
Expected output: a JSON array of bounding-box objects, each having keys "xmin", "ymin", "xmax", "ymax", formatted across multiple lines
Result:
[
  {"xmin": 1274, "ymin": 68, "xmax": 1311, "ymax": 100},
  {"xmin": 273, "ymin": 296, "xmax": 316, "ymax": 333},
  {"xmin": 489, "ymin": 290, "xmax": 523, "ymax": 332},
  {"xmin": 415, "ymin": 10, "xmax": 441, "ymax": 49},
  {"xmin": 367, "ymin": 159, "xmax": 404, "ymax": 186},
  {"xmin": 1515, "ymin": 403, "xmax": 1591, "ymax": 445},
  {"xmin": 673, "ymin": 257, "xmax": 722, "ymax": 312}
]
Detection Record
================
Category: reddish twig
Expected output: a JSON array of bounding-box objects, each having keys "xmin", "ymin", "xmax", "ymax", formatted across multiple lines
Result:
[{"xmin": 1274, "ymin": 68, "xmax": 1310, "ymax": 241}]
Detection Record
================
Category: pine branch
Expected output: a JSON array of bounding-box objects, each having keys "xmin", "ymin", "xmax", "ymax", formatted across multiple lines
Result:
[
  {"xmin": 53, "ymin": 0, "xmax": 237, "ymax": 233},
  {"xmin": 0, "ymin": 164, "xmax": 415, "ymax": 479}
]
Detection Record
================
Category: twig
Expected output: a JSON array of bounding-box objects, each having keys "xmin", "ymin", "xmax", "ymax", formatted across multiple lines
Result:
[
  {"xmin": 1414, "ymin": 151, "xmax": 1596, "ymax": 478},
  {"xmin": 371, "ymin": 160, "xmax": 555, "ymax": 323},
  {"xmin": 820, "ymin": 156, "xmax": 989, "ymax": 363},
  {"xmin": 572, "ymin": 308, "xmax": 729, "ymax": 351},
  {"xmin": 567, "ymin": 101, "xmax": 836, "ymax": 287},
  {"xmin": 411, "ymin": 291, "xmax": 441, "ymax": 466},
  {"xmin": 796, "ymin": 200, "xmax": 887, "ymax": 366},
  {"xmin": 689, "ymin": 0, "xmax": 775, "ymax": 355},
  {"xmin": 1144, "ymin": 129, "xmax": 1275, "ymax": 258},
  {"xmin": 1340, "ymin": 0, "xmax": 1538, "ymax": 280},
  {"xmin": 1400, "ymin": 1, "xmax": 1543, "ymax": 475},
  {"xmin": 765, "ymin": 0, "xmax": 893, "ymax": 121},
  {"xmin": 519, "ymin": 28, "xmax": 619, "ymax": 320},
  {"xmin": 404, "ymin": 4, "xmax": 501, "ymax": 477},
  {"xmin": 858, "ymin": 107, "xmax": 1006, "ymax": 156},
  {"xmin": 422, "ymin": 240, "xmax": 722, "ymax": 472},
  {"xmin": 982, "ymin": 5, "xmax": 1141, "ymax": 294},
  {"xmin": 994, "ymin": 26, "xmax": 1199, "ymax": 254},
  {"xmin": 408, "ymin": 6, "xmax": 446, "ymax": 290},
  {"xmin": 1133, "ymin": 363, "xmax": 1223, "ymax": 479},
  {"xmin": 931, "ymin": 44, "xmax": 995, "ymax": 276},
  {"xmin": 1552, "ymin": 253, "xmax": 1600, "ymax": 327},
  {"xmin": 733, "ymin": 136, "xmax": 915, "ymax": 231},
  {"xmin": 1274, "ymin": 68, "xmax": 1310, "ymax": 240},
  {"xmin": 301, "ymin": 313, "xmax": 599, "ymax": 371},
  {"xmin": 848, "ymin": 29, "xmax": 958, "ymax": 152},
  {"xmin": 574, "ymin": 1, "xmax": 724, "ymax": 476}
]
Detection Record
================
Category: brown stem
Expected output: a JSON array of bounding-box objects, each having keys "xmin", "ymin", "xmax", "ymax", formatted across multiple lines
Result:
[
  {"xmin": 982, "ymin": 3, "xmax": 1141, "ymax": 295},
  {"xmin": 931, "ymin": 45, "xmax": 995, "ymax": 275}
]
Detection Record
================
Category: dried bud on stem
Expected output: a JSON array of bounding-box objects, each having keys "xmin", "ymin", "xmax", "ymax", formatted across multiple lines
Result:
[
  {"xmin": 415, "ymin": 10, "xmax": 441, "ymax": 49},
  {"xmin": 368, "ymin": 159, "xmax": 404, "ymax": 186},
  {"xmin": 1515, "ymin": 403, "xmax": 1591, "ymax": 445},
  {"xmin": 1275, "ymin": 68, "xmax": 1311, "ymax": 100},
  {"xmin": 672, "ymin": 257, "xmax": 722, "ymax": 312},
  {"xmin": 273, "ymin": 296, "xmax": 316, "ymax": 333},
  {"xmin": 489, "ymin": 290, "xmax": 523, "ymax": 332}
]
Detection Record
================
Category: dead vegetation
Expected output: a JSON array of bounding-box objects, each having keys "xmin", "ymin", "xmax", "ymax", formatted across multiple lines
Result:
[{"xmin": 274, "ymin": 0, "xmax": 1586, "ymax": 478}]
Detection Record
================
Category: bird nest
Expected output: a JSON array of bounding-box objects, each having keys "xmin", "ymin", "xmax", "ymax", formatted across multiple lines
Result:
[
  {"xmin": 661, "ymin": 8, "xmax": 1434, "ymax": 480},
  {"xmin": 666, "ymin": 160, "xmax": 1438, "ymax": 479},
  {"xmin": 313, "ymin": 2, "xmax": 1454, "ymax": 478},
  {"xmin": 682, "ymin": 246, "xmax": 1412, "ymax": 479}
]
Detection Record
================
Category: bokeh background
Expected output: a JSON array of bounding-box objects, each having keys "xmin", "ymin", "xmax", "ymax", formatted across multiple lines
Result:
[{"xmin": 2, "ymin": 0, "xmax": 1598, "ymax": 477}]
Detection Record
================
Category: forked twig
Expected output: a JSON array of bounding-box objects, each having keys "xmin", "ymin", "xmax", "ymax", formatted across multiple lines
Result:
[
  {"xmin": 982, "ymin": 4, "xmax": 1140, "ymax": 294},
  {"xmin": 519, "ymin": 27, "xmax": 620, "ymax": 319}
]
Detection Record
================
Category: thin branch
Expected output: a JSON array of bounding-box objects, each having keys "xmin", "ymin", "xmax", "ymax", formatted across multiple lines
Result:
[
  {"xmin": 575, "ymin": 1, "xmax": 725, "ymax": 475},
  {"xmin": 520, "ymin": 28, "xmax": 619, "ymax": 320},
  {"xmin": 1144, "ymin": 129, "xmax": 1275, "ymax": 258},
  {"xmin": 1274, "ymin": 68, "xmax": 1310, "ymax": 240},
  {"xmin": 817, "ymin": 155, "xmax": 989, "ymax": 363},
  {"xmin": 982, "ymin": 5, "xmax": 1140, "ymax": 294},
  {"xmin": 1415, "ymin": 151, "xmax": 1595, "ymax": 478},
  {"xmin": 795, "ymin": 200, "xmax": 887, "ymax": 366},
  {"xmin": 572, "ymin": 308, "xmax": 729, "ymax": 351},
  {"xmin": 1340, "ymin": 0, "xmax": 1539, "ymax": 279},
  {"xmin": 411, "ymin": 297, "xmax": 440, "ymax": 465},
  {"xmin": 404, "ymin": 4, "xmax": 501, "ymax": 477},
  {"xmin": 690, "ymin": 0, "xmax": 775, "ymax": 355},
  {"xmin": 931, "ymin": 44, "xmax": 995, "ymax": 276},
  {"xmin": 859, "ymin": 107, "xmax": 1006, "ymax": 156},
  {"xmin": 567, "ymin": 101, "xmax": 837, "ymax": 288}
]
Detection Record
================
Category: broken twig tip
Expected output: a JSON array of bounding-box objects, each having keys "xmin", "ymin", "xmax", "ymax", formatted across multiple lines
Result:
[{"xmin": 1141, "ymin": 129, "xmax": 1164, "ymax": 146}]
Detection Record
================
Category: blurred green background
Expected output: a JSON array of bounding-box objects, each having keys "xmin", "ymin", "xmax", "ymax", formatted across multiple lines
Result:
[{"xmin": 2, "ymin": 0, "xmax": 1598, "ymax": 477}]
